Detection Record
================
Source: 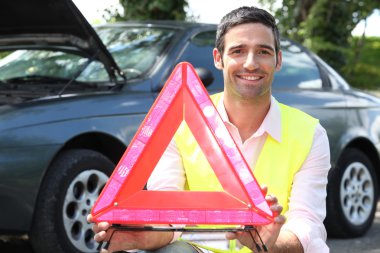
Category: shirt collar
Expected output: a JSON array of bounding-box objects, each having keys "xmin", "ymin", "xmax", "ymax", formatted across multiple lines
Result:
[{"xmin": 216, "ymin": 94, "xmax": 282, "ymax": 143}]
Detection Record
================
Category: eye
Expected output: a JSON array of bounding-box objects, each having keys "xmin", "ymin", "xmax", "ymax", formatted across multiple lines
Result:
[
  {"xmin": 231, "ymin": 49, "xmax": 242, "ymax": 54},
  {"xmin": 258, "ymin": 50, "xmax": 271, "ymax": 55}
]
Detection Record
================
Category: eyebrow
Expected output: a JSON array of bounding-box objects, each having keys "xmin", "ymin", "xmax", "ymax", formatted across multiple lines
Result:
[
  {"xmin": 258, "ymin": 44, "xmax": 275, "ymax": 52},
  {"xmin": 228, "ymin": 44, "xmax": 244, "ymax": 51},
  {"xmin": 227, "ymin": 43, "xmax": 275, "ymax": 52}
]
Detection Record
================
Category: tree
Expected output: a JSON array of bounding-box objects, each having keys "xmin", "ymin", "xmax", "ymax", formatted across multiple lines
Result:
[
  {"xmin": 260, "ymin": 0, "xmax": 379, "ymax": 72},
  {"xmin": 303, "ymin": 0, "xmax": 378, "ymax": 71},
  {"xmin": 260, "ymin": 0, "xmax": 316, "ymax": 42},
  {"xmin": 104, "ymin": 0, "xmax": 188, "ymax": 22}
]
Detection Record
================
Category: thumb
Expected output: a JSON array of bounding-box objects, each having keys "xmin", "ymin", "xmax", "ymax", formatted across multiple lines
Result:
[{"xmin": 225, "ymin": 231, "xmax": 239, "ymax": 240}]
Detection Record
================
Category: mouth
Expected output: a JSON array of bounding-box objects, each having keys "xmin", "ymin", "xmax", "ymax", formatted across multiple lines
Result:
[{"xmin": 236, "ymin": 73, "xmax": 264, "ymax": 82}]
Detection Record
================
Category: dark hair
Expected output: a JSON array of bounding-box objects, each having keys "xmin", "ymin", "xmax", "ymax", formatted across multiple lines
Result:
[{"xmin": 216, "ymin": 6, "xmax": 280, "ymax": 58}]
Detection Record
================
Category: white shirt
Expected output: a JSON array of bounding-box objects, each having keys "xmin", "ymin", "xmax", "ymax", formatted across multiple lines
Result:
[{"xmin": 148, "ymin": 96, "xmax": 331, "ymax": 253}]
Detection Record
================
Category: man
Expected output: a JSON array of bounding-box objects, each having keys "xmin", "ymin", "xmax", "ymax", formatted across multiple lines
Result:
[{"xmin": 89, "ymin": 6, "xmax": 330, "ymax": 253}]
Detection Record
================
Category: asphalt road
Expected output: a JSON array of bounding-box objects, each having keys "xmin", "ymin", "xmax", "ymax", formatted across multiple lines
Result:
[
  {"xmin": 326, "ymin": 201, "xmax": 380, "ymax": 253},
  {"xmin": 1, "ymin": 202, "xmax": 380, "ymax": 253}
]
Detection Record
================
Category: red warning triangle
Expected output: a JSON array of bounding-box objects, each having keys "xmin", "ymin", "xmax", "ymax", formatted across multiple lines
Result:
[{"xmin": 92, "ymin": 62, "xmax": 273, "ymax": 226}]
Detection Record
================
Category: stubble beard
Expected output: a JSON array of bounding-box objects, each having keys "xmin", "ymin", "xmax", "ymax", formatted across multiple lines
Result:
[{"xmin": 232, "ymin": 81, "xmax": 271, "ymax": 102}]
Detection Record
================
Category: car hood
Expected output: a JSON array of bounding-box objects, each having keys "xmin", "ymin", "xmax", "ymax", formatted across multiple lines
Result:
[
  {"xmin": 0, "ymin": 0, "xmax": 122, "ymax": 80},
  {"xmin": 0, "ymin": 91, "xmax": 154, "ymax": 133}
]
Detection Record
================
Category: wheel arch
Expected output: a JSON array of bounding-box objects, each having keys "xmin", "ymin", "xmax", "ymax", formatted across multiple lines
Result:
[
  {"xmin": 31, "ymin": 132, "xmax": 127, "ymax": 223},
  {"xmin": 59, "ymin": 131, "xmax": 127, "ymax": 165},
  {"xmin": 338, "ymin": 137, "xmax": 380, "ymax": 187}
]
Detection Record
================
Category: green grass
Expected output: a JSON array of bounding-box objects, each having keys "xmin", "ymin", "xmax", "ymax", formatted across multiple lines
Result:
[
  {"xmin": 343, "ymin": 37, "xmax": 380, "ymax": 90},
  {"xmin": 0, "ymin": 51, "xmax": 10, "ymax": 59}
]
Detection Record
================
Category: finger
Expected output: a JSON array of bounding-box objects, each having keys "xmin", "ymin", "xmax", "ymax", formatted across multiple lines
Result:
[
  {"xmin": 270, "ymin": 203, "xmax": 283, "ymax": 216},
  {"xmin": 98, "ymin": 222, "xmax": 111, "ymax": 231},
  {"xmin": 87, "ymin": 214, "xmax": 93, "ymax": 223},
  {"xmin": 274, "ymin": 214, "xmax": 286, "ymax": 224},
  {"xmin": 94, "ymin": 230, "xmax": 108, "ymax": 242},
  {"xmin": 261, "ymin": 185, "xmax": 268, "ymax": 196},
  {"xmin": 225, "ymin": 232, "xmax": 238, "ymax": 240},
  {"xmin": 92, "ymin": 222, "xmax": 110, "ymax": 233},
  {"xmin": 265, "ymin": 194, "xmax": 278, "ymax": 204},
  {"xmin": 92, "ymin": 223, "xmax": 98, "ymax": 233}
]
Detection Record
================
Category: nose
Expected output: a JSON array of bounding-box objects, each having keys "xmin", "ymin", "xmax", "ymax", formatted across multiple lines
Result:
[{"xmin": 243, "ymin": 52, "xmax": 259, "ymax": 71}]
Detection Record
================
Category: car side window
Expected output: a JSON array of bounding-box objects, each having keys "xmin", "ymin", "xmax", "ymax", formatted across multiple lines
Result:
[
  {"xmin": 273, "ymin": 40, "xmax": 322, "ymax": 90},
  {"xmin": 177, "ymin": 31, "xmax": 224, "ymax": 92},
  {"xmin": 316, "ymin": 55, "xmax": 350, "ymax": 90}
]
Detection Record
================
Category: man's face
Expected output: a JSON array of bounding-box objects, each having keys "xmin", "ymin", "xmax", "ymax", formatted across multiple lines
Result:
[{"xmin": 213, "ymin": 23, "xmax": 282, "ymax": 101}]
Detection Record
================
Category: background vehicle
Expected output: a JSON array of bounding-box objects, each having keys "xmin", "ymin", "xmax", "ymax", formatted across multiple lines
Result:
[{"xmin": 0, "ymin": 0, "xmax": 379, "ymax": 252}]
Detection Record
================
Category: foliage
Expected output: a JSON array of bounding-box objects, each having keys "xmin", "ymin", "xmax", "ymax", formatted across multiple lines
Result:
[
  {"xmin": 303, "ymin": 0, "xmax": 378, "ymax": 71},
  {"xmin": 261, "ymin": 0, "xmax": 316, "ymax": 42},
  {"xmin": 103, "ymin": 0, "xmax": 188, "ymax": 22},
  {"xmin": 0, "ymin": 52, "xmax": 10, "ymax": 60},
  {"xmin": 344, "ymin": 37, "xmax": 380, "ymax": 90},
  {"xmin": 260, "ymin": 0, "xmax": 379, "ymax": 73}
]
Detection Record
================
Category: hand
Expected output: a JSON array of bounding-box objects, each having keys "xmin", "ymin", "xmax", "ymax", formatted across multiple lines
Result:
[
  {"xmin": 225, "ymin": 186, "xmax": 286, "ymax": 251},
  {"xmin": 87, "ymin": 214, "xmax": 174, "ymax": 253}
]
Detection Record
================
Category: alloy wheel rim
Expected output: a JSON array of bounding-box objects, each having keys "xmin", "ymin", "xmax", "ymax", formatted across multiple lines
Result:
[
  {"xmin": 62, "ymin": 169, "xmax": 108, "ymax": 252},
  {"xmin": 340, "ymin": 161, "xmax": 374, "ymax": 226}
]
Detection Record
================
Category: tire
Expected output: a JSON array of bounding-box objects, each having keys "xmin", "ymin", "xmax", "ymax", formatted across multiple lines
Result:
[
  {"xmin": 30, "ymin": 149, "xmax": 115, "ymax": 253},
  {"xmin": 325, "ymin": 148, "xmax": 378, "ymax": 238}
]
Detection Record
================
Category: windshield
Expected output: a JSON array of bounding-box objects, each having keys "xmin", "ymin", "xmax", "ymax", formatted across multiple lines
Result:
[
  {"xmin": 0, "ymin": 50, "xmax": 107, "ymax": 81},
  {"xmin": 0, "ymin": 26, "xmax": 177, "ymax": 84},
  {"xmin": 96, "ymin": 26, "xmax": 176, "ymax": 79},
  {"xmin": 0, "ymin": 25, "xmax": 177, "ymax": 104}
]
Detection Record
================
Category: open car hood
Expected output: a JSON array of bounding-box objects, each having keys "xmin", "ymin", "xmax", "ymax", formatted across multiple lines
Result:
[{"xmin": 0, "ymin": 0, "xmax": 122, "ymax": 80}]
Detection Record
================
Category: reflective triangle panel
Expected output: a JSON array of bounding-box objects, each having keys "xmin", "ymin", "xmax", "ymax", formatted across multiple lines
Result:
[{"xmin": 91, "ymin": 62, "xmax": 273, "ymax": 225}]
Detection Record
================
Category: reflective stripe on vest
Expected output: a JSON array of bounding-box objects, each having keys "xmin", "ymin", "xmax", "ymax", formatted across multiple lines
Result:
[{"xmin": 174, "ymin": 92, "xmax": 318, "ymax": 252}]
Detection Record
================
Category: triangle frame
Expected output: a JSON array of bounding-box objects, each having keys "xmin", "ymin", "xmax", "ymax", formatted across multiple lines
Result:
[{"xmin": 91, "ymin": 62, "xmax": 273, "ymax": 226}]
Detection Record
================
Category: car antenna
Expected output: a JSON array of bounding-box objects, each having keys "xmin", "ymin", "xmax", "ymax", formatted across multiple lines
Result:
[{"xmin": 57, "ymin": 52, "xmax": 99, "ymax": 97}]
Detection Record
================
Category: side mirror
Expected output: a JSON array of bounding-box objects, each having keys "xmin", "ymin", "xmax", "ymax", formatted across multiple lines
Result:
[{"xmin": 195, "ymin": 67, "xmax": 214, "ymax": 88}]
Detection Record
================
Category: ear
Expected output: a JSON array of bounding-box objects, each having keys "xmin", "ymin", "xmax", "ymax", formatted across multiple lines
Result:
[
  {"xmin": 275, "ymin": 50, "xmax": 282, "ymax": 71},
  {"xmin": 213, "ymin": 48, "xmax": 223, "ymax": 70}
]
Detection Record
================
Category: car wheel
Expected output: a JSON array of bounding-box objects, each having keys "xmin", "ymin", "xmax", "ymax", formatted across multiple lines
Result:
[
  {"xmin": 325, "ymin": 148, "xmax": 378, "ymax": 237},
  {"xmin": 30, "ymin": 149, "xmax": 114, "ymax": 253}
]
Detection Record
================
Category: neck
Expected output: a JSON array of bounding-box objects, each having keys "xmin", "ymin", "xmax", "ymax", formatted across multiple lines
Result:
[{"xmin": 223, "ymin": 94, "xmax": 271, "ymax": 142}]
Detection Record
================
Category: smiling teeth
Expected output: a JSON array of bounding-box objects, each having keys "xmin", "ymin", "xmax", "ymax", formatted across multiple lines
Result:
[{"xmin": 241, "ymin": 76, "xmax": 260, "ymax": 80}]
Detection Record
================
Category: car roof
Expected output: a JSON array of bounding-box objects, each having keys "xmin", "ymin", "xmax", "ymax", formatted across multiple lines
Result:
[
  {"xmin": 0, "ymin": 0, "xmax": 122, "ymax": 80},
  {"xmin": 96, "ymin": 20, "xmax": 217, "ymax": 35},
  {"xmin": 103, "ymin": 20, "xmax": 217, "ymax": 28}
]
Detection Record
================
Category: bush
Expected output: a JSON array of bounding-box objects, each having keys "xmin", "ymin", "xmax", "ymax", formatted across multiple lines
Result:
[{"xmin": 343, "ymin": 36, "xmax": 380, "ymax": 90}]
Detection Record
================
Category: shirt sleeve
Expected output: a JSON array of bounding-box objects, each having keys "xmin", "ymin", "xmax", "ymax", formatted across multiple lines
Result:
[{"xmin": 281, "ymin": 123, "xmax": 331, "ymax": 253}]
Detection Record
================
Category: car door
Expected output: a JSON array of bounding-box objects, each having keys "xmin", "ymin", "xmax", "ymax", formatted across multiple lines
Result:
[{"xmin": 271, "ymin": 40, "xmax": 348, "ymax": 163}]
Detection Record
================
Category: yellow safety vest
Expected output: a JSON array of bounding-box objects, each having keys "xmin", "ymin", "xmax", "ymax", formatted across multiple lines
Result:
[{"xmin": 174, "ymin": 92, "xmax": 318, "ymax": 252}]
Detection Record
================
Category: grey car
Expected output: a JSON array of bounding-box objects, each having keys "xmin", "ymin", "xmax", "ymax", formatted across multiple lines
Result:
[{"xmin": 0, "ymin": 0, "xmax": 379, "ymax": 252}]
